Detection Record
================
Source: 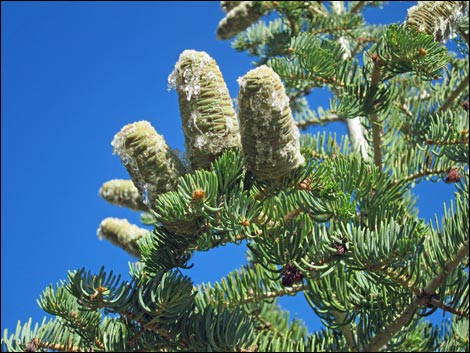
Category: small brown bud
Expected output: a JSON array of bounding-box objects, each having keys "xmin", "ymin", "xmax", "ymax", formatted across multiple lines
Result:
[
  {"xmin": 281, "ymin": 264, "xmax": 304, "ymax": 287},
  {"xmin": 240, "ymin": 219, "xmax": 250, "ymax": 227},
  {"xmin": 192, "ymin": 189, "xmax": 206, "ymax": 202},
  {"xmin": 444, "ymin": 167, "xmax": 462, "ymax": 183},
  {"xmin": 333, "ymin": 242, "xmax": 347, "ymax": 255},
  {"xmin": 97, "ymin": 286, "xmax": 107, "ymax": 294},
  {"xmin": 299, "ymin": 178, "xmax": 312, "ymax": 191},
  {"xmin": 26, "ymin": 338, "xmax": 40, "ymax": 352}
]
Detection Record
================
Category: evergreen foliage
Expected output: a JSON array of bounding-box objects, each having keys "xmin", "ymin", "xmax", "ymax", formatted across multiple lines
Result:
[{"xmin": 2, "ymin": 1, "xmax": 468, "ymax": 352}]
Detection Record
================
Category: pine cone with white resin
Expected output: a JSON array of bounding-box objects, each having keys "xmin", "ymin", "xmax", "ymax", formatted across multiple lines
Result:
[
  {"xmin": 237, "ymin": 65, "xmax": 304, "ymax": 184},
  {"xmin": 169, "ymin": 50, "xmax": 241, "ymax": 170}
]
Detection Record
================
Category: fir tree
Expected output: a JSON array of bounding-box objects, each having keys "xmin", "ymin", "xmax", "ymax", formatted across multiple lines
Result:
[{"xmin": 2, "ymin": 1, "xmax": 468, "ymax": 352}]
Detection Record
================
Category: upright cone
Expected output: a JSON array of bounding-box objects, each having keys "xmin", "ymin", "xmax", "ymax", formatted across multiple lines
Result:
[
  {"xmin": 169, "ymin": 50, "xmax": 241, "ymax": 170},
  {"xmin": 217, "ymin": 1, "xmax": 267, "ymax": 40},
  {"xmin": 111, "ymin": 121, "xmax": 186, "ymax": 207},
  {"xmin": 99, "ymin": 179, "xmax": 148, "ymax": 212},
  {"xmin": 97, "ymin": 217, "xmax": 148, "ymax": 258},
  {"xmin": 237, "ymin": 65, "xmax": 304, "ymax": 183},
  {"xmin": 405, "ymin": 1, "xmax": 468, "ymax": 42}
]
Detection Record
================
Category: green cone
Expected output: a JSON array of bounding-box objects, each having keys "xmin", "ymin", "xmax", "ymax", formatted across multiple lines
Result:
[
  {"xmin": 237, "ymin": 65, "xmax": 304, "ymax": 183},
  {"xmin": 111, "ymin": 121, "xmax": 186, "ymax": 207},
  {"xmin": 97, "ymin": 217, "xmax": 148, "ymax": 258},
  {"xmin": 169, "ymin": 50, "xmax": 241, "ymax": 170},
  {"xmin": 99, "ymin": 179, "xmax": 148, "ymax": 212}
]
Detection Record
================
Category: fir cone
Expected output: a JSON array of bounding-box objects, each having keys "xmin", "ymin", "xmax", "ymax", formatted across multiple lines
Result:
[
  {"xmin": 405, "ymin": 1, "xmax": 469, "ymax": 42},
  {"xmin": 169, "ymin": 50, "xmax": 241, "ymax": 170},
  {"xmin": 237, "ymin": 65, "xmax": 304, "ymax": 183},
  {"xmin": 111, "ymin": 121, "xmax": 186, "ymax": 207},
  {"xmin": 99, "ymin": 179, "xmax": 148, "ymax": 211},
  {"xmin": 217, "ymin": 1, "xmax": 267, "ymax": 40},
  {"xmin": 220, "ymin": 1, "xmax": 241, "ymax": 13},
  {"xmin": 97, "ymin": 217, "xmax": 148, "ymax": 258}
]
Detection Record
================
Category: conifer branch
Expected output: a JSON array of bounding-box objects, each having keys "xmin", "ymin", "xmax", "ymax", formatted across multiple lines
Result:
[
  {"xmin": 395, "ymin": 167, "xmax": 450, "ymax": 184},
  {"xmin": 33, "ymin": 340, "xmax": 84, "ymax": 352},
  {"xmin": 429, "ymin": 298, "xmax": 469, "ymax": 318},
  {"xmin": 227, "ymin": 283, "xmax": 307, "ymax": 308},
  {"xmin": 437, "ymin": 73, "xmax": 469, "ymax": 114},
  {"xmin": 362, "ymin": 239, "xmax": 469, "ymax": 352},
  {"xmin": 349, "ymin": 1, "xmax": 367, "ymax": 14},
  {"xmin": 4, "ymin": 3, "xmax": 468, "ymax": 352},
  {"xmin": 250, "ymin": 310, "xmax": 285, "ymax": 338},
  {"xmin": 194, "ymin": 233, "xmax": 246, "ymax": 250},
  {"xmin": 459, "ymin": 29, "xmax": 469, "ymax": 45},
  {"xmin": 332, "ymin": 310, "xmax": 357, "ymax": 349},
  {"xmin": 119, "ymin": 309, "xmax": 191, "ymax": 349},
  {"xmin": 295, "ymin": 113, "xmax": 341, "ymax": 129},
  {"xmin": 369, "ymin": 63, "xmax": 384, "ymax": 170},
  {"xmin": 423, "ymin": 239, "xmax": 469, "ymax": 297}
]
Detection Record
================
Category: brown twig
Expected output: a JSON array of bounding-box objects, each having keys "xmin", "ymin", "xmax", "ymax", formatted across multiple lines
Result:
[{"xmin": 361, "ymin": 239, "xmax": 469, "ymax": 352}]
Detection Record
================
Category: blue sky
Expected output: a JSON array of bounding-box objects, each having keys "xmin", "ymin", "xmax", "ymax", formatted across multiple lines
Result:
[{"xmin": 1, "ymin": 1, "xmax": 458, "ymax": 336}]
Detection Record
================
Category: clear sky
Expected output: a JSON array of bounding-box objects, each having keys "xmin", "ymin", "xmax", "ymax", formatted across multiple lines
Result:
[{"xmin": 1, "ymin": 1, "xmax": 458, "ymax": 336}]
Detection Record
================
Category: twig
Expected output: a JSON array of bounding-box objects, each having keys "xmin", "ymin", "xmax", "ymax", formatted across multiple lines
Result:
[
  {"xmin": 35, "ymin": 339, "xmax": 100, "ymax": 352},
  {"xmin": 429, "ymin": 298, "xmax": 469, "ymax": 318},
  {"xmin": 369, "ymin": 63, "xmax": 384, "ymax": 171},
  {"xmin": 332, "ymin": 310, "xmax": 357, "ymax": 349},
  {"xmin": 361, "ymin": 239, "xmax": 469, "ymax": 352},
  {"xmin": 458, "ymin": 28, "xmax": 469, "ymax": 46},
  {"xmin": 393, "ymin": 167, "xmax": 450, "ymax": 184},
  {"xmin": 349, "ymin": 1, "xmax": 368, "ymax": 14},
  {"xmin": 223, "ymin": 283, "xmax": 308, "ymax": 308},
  {"xmin": 437, "ymin": 73, "xmax": 469, "ymax": 115},
  {"xmin": 295, "ymin": 114, "xmax": 341, "ymax": 130}
]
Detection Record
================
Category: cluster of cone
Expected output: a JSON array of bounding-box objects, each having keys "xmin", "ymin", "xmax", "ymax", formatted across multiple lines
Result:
[{"xmin": 97, "ymin": 49, "xmax": 304, "ymax": 256}]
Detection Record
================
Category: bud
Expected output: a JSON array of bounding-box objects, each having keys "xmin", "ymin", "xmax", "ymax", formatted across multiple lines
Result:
[
  {"xmin": 99, "ymin": 179, "xmax": 148, "ymax": 211},
  {"xmin": 237, "ymin": 65, "xmax": 304, "ymax": 183},
  {"xmin": 281, "ymin": 264, "xmax": 304, "ymax": 287},
  {"xmin": 333, "ymin": 242, "xmax": 347, "ymax": 255},
  {"xmin": 97, "ymin": 217, "xmax": 148, "ymax": 258},
  {"xmin": 216, "ymin": 1, "xmax": 266, "ymax": 40},
  {"xmin": 462, "ymin": 101, "xmax": 469, "ymax": 111},
  {"xmin": 25, "ymin": 338, "xmax": 40, "ymax": 353},
  {"xmin": 111, "ymin": 121, "xmax": 186, "ymax": 206},
  {"xmin": 169, "ymin": 50, "xmax": 241, "ymax": 170},
  {"xmin": 444, "ymin": 167, "xmax": 462, "ymax": 183}
]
